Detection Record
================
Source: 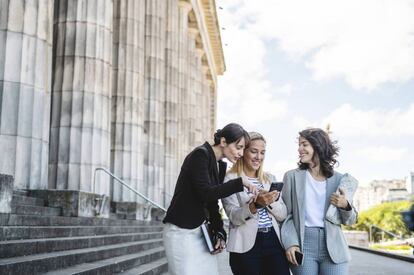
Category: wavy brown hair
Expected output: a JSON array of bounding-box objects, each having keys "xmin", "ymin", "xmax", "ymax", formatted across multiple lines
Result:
[{"xmin": 298, "ymin": 128, "xmax": 339, "ymax": 178}]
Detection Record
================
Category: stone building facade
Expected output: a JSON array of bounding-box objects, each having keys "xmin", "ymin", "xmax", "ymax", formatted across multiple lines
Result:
[{"xmin": 0, "ymin": 0, "xmax": 224, "ymax": 211}]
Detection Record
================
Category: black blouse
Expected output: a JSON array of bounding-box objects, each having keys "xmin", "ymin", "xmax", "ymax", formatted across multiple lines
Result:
[{"xmin": 163, "ymin": 142, "xmax": 243, "ymax": 238}]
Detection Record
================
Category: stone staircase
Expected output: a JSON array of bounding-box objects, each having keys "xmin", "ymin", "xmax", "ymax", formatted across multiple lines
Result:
[{"xmin": 0, "ymin": 190, "xmax": 168, "ymax": 275}]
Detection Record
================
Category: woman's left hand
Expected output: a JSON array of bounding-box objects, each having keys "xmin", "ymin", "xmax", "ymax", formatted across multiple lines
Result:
[
  {"xmin": 330, "ymin": 188, "xmax": 349, "ymax": 209},
  {"xmin": 212, "ymin": 238, "xmax": 226, "ymax": 255},
  {"xmin": 255, "ymin": 191, "xmax": 279, "ymax": 207}
]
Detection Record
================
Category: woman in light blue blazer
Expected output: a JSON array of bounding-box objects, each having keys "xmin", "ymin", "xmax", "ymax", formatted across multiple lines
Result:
[{"xmin": 281, "ymin": 128, "xmax": 358, "ymax": 275}]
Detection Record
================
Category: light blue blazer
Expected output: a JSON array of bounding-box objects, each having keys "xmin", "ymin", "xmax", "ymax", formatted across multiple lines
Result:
[{"xmin": 281, "ymin": 169, "xmax": 358, "ymax": 264}]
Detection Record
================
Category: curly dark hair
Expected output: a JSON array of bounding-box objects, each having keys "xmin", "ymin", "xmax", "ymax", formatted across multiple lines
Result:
[{"xmin": 297, "ymin": 128, "xmax": 339, "ymax": 178}]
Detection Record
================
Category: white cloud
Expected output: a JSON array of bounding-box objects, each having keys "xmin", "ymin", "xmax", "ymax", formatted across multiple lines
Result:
[
  {"xmin": 270, "ymin": 159, "xmax": 298, "ymax": 179},
  {"xmin": 357, "ymin": 146, "xmax": 407, "ymax": 162},
  {"xmin": 273, "ymin": 84, "xmax": 293, "ymax": 95},
  {"xmin": 226, "ymin": 0, "xmax": 414, "ymax": 91},
  {"xmin": 321, "ymin": 103, "xmax": 414, "ymax": 138},
  {"xmin": 292, "ymin": 116, "xmax": 314, "ymax": 132},
  {"xmin": 217, "ymin": 1, "xmax": 288, "ymax": 127}
]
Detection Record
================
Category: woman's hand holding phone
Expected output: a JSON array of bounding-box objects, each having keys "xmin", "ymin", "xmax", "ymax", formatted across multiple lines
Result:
[
  {"xmin": 286, "ymin": 246, "xmax": 303, "ymax": 266},
  {"xmin": 255, "ymin": 190, "xmax": 279, "ymax": 208}
]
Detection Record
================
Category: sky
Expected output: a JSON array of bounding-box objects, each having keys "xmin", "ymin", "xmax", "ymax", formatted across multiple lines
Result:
[{"xmin": 215, "ymin": 0, "xmax": 414, "ymax": 186}]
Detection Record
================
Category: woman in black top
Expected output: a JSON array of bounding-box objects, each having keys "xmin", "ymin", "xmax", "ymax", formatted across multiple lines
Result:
[{"xmin": 163, "ymin": 123, "xmax": 257, "ymax": 275}]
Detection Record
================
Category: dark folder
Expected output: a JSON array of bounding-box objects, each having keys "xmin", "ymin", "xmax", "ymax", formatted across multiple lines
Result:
[{"xmin": 200, "ymin": 221, "xmax": 216, "ymax": 253}]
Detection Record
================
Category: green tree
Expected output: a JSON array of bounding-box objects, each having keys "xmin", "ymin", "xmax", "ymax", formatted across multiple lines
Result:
[{"xmin": 347, "ymin": 201, "xmax": 412, "ymax": 242}]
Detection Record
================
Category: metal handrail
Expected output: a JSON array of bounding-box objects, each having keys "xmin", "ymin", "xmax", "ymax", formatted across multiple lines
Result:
[
  {"xmin": 93, "ymin": 167, "xmax": 167, "ymax": 213},
  {"xmin": 369, "ymin": 224, "xmax": 404, "ymax": 243}
]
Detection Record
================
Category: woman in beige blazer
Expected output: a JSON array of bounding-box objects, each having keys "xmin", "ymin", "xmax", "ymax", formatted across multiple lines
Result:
[{"xmin": 222, "ymin": 132, "xmax": 290, "ymax": 275}]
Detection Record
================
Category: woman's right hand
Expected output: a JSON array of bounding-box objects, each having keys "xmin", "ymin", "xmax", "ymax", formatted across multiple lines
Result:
[{"xmin": 286, "ymin": 246, "xmax": 300, "ymax": 266}]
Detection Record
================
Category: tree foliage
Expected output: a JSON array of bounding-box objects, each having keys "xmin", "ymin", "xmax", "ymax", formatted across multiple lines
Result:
[{"xmin": 347, "ymin": 201, "xmax": 412, "ymax": 242}]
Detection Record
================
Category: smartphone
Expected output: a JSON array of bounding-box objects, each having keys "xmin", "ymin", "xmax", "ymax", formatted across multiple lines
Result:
[
  {"xmin": 295, "ymin": 250, "xmax": 304, "ymax": 265},
  {"xmin": 269, "ymin": 182, "xmax": 284, "ymax": 192}
]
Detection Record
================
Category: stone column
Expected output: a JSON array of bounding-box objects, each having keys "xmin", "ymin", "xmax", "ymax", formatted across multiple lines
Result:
[
  {"xmin": 201, "ymin": 65, "xmax": 213, "ymax": 139},
  {"xmin": 177, "ymin": 1, "xmax": 191, "ymax": 165},
  {"xmin": 0, "ymin": 0, "xmax": 53, "ymax": 190},
  {"xmin": 144, "ymin": 0, "xmax": 167, "ymax": 204},
  {"xmin": 164, "ymin": 0, "xmax": 180, "ymax": 207},
  {"xmin": 193, "ymin": 42, "xmax": 205, "ymax": 145},
  {"xmin": 111, "ymin": 0, "xmax": 145, "ymax": 202},
  {"xmin": 0, "ymin": 174, "xmax": 13, "ymax": 214},
  {"xmin": 195, "ymin": 49, "xmax": 206, "ymax": 142},
  {"xmin": 49, "ymin": 0, "xmax": 113, "ymax": 195},
  {"xmin": 187, "ymin": 26, "xmax": 198, "ymax": 148},
  {"xmin": 209, "ymin": 78, "xmax": 217, "ymax": 136}
]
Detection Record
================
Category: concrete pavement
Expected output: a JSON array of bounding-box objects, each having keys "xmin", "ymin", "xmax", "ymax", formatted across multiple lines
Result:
[{"xmin": 217, "ymin": 248, "xmax": 414, "ymax": 275}]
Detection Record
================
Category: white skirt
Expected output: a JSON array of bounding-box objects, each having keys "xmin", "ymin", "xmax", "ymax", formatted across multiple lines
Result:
[{"xmin": 163, "ymin": 223, "xmax": 219, "ymax": 275}]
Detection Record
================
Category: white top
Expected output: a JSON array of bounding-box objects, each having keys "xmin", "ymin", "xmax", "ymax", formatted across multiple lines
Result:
[{"xmin": 304, "ymin": 170, "xmax": 326, "ymax": 227}]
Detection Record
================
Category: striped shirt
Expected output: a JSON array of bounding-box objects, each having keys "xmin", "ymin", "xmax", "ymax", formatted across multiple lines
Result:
[{"xmin": 247, "ymin": 177, "xmax": 273, "ymax": 229}]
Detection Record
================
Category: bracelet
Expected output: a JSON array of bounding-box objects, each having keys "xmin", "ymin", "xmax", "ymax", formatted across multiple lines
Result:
[
  {"xmin": 254, "ymin": 202, "xmax": 265, "ymax": 209},
  {"xmin": 216, "ymin": 231, "xmax": 225, "ymax": 240}
]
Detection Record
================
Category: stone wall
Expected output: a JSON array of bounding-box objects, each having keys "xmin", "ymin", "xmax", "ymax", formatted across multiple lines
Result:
[
  {"xmin": 344, "ymin": 230, "xmax": 369, "ymax": 247},
  {"xmin": 0, "ymin": 0, "xmax": 223, "ymax": 208}
]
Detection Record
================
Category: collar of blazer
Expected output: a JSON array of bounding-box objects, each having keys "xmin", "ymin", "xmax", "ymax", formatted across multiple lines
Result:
[
  {"xmin": 294, "ymin": 169, "xmax": 338, "ymax": 216},
  {"xmin": 202, "ymin": 142, "xmax": 227, "ymax": 184}
]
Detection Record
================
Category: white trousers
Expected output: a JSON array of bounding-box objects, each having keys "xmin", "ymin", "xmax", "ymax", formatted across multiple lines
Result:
[{"xmin": 163, "ymin": 223, "xmax": 219, "ymax": 275}]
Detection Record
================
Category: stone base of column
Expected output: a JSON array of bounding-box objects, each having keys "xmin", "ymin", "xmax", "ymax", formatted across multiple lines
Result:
[
  {"xmin": 110, "ymin": 201, "xmax": 163, "ymax": 221},
  {"xmin": 0, "ymin": 174, "xmax": 14, "ymax": 214},
  {"xmin": 151, "ymin": 207, "xmax": 166, "ymax": 222},
  {"xmin": 28, "ymin": 190, "xmax": 110, "ymax": 218}
]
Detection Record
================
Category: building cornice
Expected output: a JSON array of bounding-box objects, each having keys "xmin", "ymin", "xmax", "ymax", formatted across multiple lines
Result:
[
  {"xmin": 189, "ymin": 0, "xmax": 226, "ymax": 87},
  {"xmin": 200, "ymin": 0, "xmax": 225, "ymax": 75}
]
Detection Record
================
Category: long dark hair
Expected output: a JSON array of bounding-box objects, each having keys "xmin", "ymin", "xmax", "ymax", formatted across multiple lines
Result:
[
  {"xmin": 213, "ymin": 123, "xmax": 250, "ymax": 146},
  {"xmin": 298, "ymin": 128, "xmax": 339, "ymax": 178}
]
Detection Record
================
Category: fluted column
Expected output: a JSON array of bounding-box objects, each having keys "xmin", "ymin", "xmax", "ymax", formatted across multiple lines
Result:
[
  {"xmin": 201, "ymin": 65, "xmax": 213, "ymax": 139},
  {"xmin": 49, "ymin": 0, "xmax": 113, "ymax": 194},
  {"xmin": 210, "ymin": 81, "xmax": 217, "ymax": 135},
  {"xmin": 0, "ymin": 0, "xmax": 53, "ymax": 189},
  {"xmin": 164, "ymin": 0, "xmax": 180, "ymax": 206},
  {"xmin": 111, "ymin": 0, "xmax": 145, "ymax": 202},
  {"xmin": 187, "ymin": 27, "xmax": 198, "ymax": 148},
  {"xmin": 196, "ymin": 49, "xmax": 208, "ymax": 142},
  {"xmin": 177, "ymin": 1, "xmax": 191, "ymax": 165},
  {"xmin": 144, "ymin": 0, "xmax": 167, "ymax": 204}
]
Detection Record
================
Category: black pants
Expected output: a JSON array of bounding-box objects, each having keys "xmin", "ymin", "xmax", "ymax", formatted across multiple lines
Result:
[{"xmin": 229, "ymin": 227, "xmax": 290, "ymax": 275}]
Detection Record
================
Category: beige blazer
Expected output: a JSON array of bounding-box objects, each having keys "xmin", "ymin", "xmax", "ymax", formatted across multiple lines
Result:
[
  {"xmin": 281, "ymin": 169, "xmax": 358, "ymax": 264},
  {"xmin": 222, "ymin": 172, "xmax": 287, "ymax": 253}
]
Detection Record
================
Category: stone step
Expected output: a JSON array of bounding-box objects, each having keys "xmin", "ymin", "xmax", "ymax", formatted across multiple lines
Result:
[
  {"xmin": 11, "ymin": 204, "xmax": 61, "ymax": 216},
  {"xmin": 12, "ymin": 190, "xmax": 28, "ymax": 197},
  {"xmin": 0, "ymin": 225, "xmax": 163, "ymax": 241},
  {"xmin": 43, "ymin": 247, "xmax": 165, "ymax": 275},
  {"xmin": 1, "ymin": 214, "xmax": 162, "ymax": 226},
  {"xmin": 117, "ymin": 257, "xmax": 168, "ymax": 275},
  {"xmin": 0, "ymin": 238, "xmax": 163, "ymax": 274},
  {"xmin": 0, "ymin": 231, "xmax": 163, "ymax": 258},
  {"xmin": 11, "ymin": 195, "xmax": 44, "ymax": 206}
]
